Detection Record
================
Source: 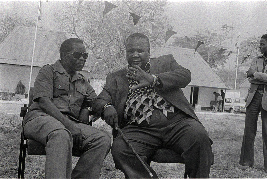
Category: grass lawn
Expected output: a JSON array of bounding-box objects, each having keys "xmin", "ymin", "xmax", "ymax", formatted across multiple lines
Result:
[{"xmin": 1, "ymin": 111, "xmax": 267, "ymax": 178}]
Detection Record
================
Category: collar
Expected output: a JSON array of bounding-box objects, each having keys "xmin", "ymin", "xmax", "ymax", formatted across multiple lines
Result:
[
  {"xmin": 144, "ymin": 60, "xmax": 151, "ymax": 73},
  {"xmin": 53, "ymin": 60, "xmax": 67, "ymax": 74},
  {"xmin": 126, "ymin": 61, "xmax": 151, "ymax": 74},
  {"xmin": 53, "ymin": 60, "xmax": 83, "ymax": 82}
]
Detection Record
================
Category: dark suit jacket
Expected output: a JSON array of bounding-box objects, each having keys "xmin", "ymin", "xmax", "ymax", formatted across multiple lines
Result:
[
  {"xmin": 93, "ymin": 54, "xmax": 199, "ymax": 128},
  {"xmin": 246, "ymin": 55, "xmax": 267, "ymax": 110}
]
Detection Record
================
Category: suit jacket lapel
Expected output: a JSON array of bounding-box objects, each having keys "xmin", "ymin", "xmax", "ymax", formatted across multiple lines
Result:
[
  {"xmin": 257, "ymin": 57, "xmax": 265, "ymax": 72},
  {"xmin": 150, "ymin": 59, "xmax": 160, "ymax": 74},
  {"xmin": 117, "ymin": 68, "xmax": 129, "ymax": 93},
  {"xmin": 116, "ymin": 69, "xmax": 130, "ymax": 120}
]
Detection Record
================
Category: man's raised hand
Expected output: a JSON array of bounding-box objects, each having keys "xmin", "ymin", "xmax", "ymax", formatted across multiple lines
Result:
[{"xmin": 127, "ymin": 65, "xmax": 154, "ymax": 91}]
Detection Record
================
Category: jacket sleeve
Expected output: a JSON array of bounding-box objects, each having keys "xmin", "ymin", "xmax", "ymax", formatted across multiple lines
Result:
[
  {"xmin": 156, "ymin": 54, "xmax": 191, "ymax": 92},
  {"xmin": 82, "ymin": 79, "xmax": 97, "ymax": 108},
  {"xmin": 32, "ymin": 65, "xmax": 54, "ymax": 101},
  {"xmin": 253, "ymin": 72, "xmax": 267, "ymax": 83},
  {"xmin": 92, "ymin": 74, "xmax": 114, "ymax": 116},
  {"xmin": 248, "ymin": 57, "xmax": 267, "ymax": 84}
]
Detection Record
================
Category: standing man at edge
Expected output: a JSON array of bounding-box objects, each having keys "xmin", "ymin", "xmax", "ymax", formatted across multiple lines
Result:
[
  {"xmin": 93, "ymin": 33, "xmax": 213, "ymax": 178},
  {"xmin": 240, "ymin": 34, "xmax": 267, "ymax": 172}
]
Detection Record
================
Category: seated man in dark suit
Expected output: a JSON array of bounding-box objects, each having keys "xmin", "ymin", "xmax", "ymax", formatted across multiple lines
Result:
[{"xmin": 93, "ymin": 33, "xmax": 213, "ymax": 178}]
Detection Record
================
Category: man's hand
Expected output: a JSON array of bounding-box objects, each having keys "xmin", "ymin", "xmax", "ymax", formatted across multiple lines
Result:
[
  {"xmin": 103, "ymin": 105, "xmax": 118, "ymax": 129},
  {"xmin": 247, "ymin": 68, "xmax": 256, "ymax": 77},
  {"xmin": 127, "ymin": 65, "xmax": 154, "ymax": 91},
  {"xmin": 68, "ymin": 125, "xmax": 84, "ymax": 150}
]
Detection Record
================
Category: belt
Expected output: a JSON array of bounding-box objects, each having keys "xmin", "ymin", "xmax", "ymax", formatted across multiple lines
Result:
[{"xmin": 62, "ymin": 112, "xmax": 91, "ymax": 125}]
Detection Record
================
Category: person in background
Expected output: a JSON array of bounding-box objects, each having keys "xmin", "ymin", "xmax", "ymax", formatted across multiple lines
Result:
[
  {"xmin": 93, "ymin": 33, "xmax": 213, "ymax": 178},
  {"xmin": 221, "ymin": 89, "xmax": 225, "ymax": 112},
  {"xmin": 217, "ymin": 94, "xmax": 223, "ymax": 112},
  {"xmin": 23, "ymin": 38, "xmax": 111, "ymax": 178},
  {"xmin": 240, "ymin": 34, "xmax": 267, "ymax": 171},
  {"xmin": 213, "ymin": 92, "xmax": 220, "ymax": 112}
]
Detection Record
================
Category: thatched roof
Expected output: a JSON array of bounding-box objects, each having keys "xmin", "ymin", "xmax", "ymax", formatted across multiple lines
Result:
[
  {"xmin": 0, "ymin": 26, "xmax": 105, "ymax": 78},
  {"xmin": 0, "ymin": 26, "xmax": 67, "ymax": 67},
  {"xmin": 0, "ymin": 26, "xmax": 228, "ymax": 87},
  {"xmin": 151, "ymin": 46, "xmax": 227, "ymax": 89}
]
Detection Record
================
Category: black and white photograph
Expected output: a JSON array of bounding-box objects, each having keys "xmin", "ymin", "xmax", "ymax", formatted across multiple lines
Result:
[{"xmin": 1, "ymin": 0, "xmax": 267, "ymax": 178}]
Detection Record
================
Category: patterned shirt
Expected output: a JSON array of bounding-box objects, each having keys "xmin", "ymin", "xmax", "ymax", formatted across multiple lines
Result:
[{"xmin": 124, "ymin": 70, "xmax": 174, "ymax": 124}]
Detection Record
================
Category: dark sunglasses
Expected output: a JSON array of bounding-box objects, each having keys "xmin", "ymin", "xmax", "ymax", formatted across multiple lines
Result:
[{"xmin": 70, "ymin": 52, "xmax": 88, "ymax": 59}]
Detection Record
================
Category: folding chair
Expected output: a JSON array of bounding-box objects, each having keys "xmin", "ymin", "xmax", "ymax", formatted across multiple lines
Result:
[
  {"xmin": 18, "ymin": 87, "xmax": 92, "ymax": 178},
  {"xmin": 17, "ymin": 103, "xmax": 89, "ymax": 178}
]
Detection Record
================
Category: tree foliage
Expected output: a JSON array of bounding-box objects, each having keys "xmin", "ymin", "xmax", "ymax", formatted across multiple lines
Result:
[
  {"xmin": 215, "ymin": 36, "xmax": 261, "ymax": 89},
  {"xmin": 0, "ymin": 14, "xmax": 35, "ymax": 43},
  {"xmin": 172, "ymin": 30, "xmax": 230, "ymax": 68},
  {"xmin": 54, "ymin": 1, "xmax": 170, "ymax": 75},
  {"xmin": 238, "ymin": 36, "xmax": 260, "ymax": 65}
]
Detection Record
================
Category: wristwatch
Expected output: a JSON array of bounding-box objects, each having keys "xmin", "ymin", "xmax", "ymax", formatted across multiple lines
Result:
[
  {"xmin": 103, "ymin": 103, "xmax": 113, "ymax": 111},
  {"xmin": 151, "ymin": 74, "xmax": 162, "ymax": 88}
]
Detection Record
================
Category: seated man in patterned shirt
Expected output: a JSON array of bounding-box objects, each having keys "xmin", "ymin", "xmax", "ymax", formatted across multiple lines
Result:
[{"xmin": 93, "ymin": 33, "xmax": 213, "ymax": 178}]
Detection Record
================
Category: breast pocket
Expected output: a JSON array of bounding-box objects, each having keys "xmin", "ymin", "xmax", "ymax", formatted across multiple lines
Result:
[
  {"xmin": 54, "ymin": 78, "xmax": 69, "ymax": 97},
  {"xmin": 75, "ymin": 86, "xmax": 87, "ymax": 108},
  {"xmin": 76, "ymin": 85, "xmax": 87, "ymax": 96}
]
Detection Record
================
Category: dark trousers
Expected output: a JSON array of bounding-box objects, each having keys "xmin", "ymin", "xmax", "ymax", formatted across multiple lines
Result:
[
  {"xmin": 111, "ymin": 110, "xmax": 213, "ymax": 178},
  {"xmin": 240, "ymin": 91, "xmax": 267, "ymax": 169},
  {"xmin": 24, "ymin": 114, "xmax": 111, "ymax": 179}
]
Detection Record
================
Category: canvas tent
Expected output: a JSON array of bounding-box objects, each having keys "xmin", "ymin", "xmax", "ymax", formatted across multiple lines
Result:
[
  {"xmin": 0, "ymin": 26, "xmax": 67, "ymax": 93},
  {"xmin": 0, "ymin": 26, "xmax": 107, "ymax": 95}
]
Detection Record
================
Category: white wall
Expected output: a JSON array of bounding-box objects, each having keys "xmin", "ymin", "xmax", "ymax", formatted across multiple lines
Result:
[
  {"xmin": 198, "ymin": 87, "xmax": 219, "ymax": 107},
  {"xmin": 182, "ymin": 86, "xmax": 191, "ymax": 102},
  {"xmin": 182, "ymin": 86, "xmax": 223, "ymax": 108},
  {"xmin": 0, "ymin": 64, "xmax": 105, "ymax": 95},
  {"xmin": 0, "ymin": 64, "xmax": 40, "ymax": 93},
  {"xmin": 0, "ymin": 64, "xmax": 225, "ymax": 109}
]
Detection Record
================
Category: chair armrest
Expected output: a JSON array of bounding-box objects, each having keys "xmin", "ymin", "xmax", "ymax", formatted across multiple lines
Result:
[{"xmin": 20, "ymin": 104, "xmax": 28, "ymax": 118}]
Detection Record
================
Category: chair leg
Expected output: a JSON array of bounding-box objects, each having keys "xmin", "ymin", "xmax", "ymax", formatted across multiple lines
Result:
[
  {"xmin": 18, "ymin": 144, "xmax": 23, "ymax": 178},
  {"xmin": 18, "ymin": 133, "xmax": 26, "ymax": 178},
  {"xmin": 184, "ymin": 172, "xmax": 188, "ymax": 179},
  {"xmin": 184, "ymin": 165, "xmax": 188, "ymax": 179}
]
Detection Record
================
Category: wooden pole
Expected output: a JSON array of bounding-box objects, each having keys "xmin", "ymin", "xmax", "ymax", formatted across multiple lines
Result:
[
  {"xmin": 234, "ymin": 46, "xmax": 239, "ymax": 90},
  {"xmin": 27, "ymin": 1, "xmax": 41, "ymax": 97}
]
